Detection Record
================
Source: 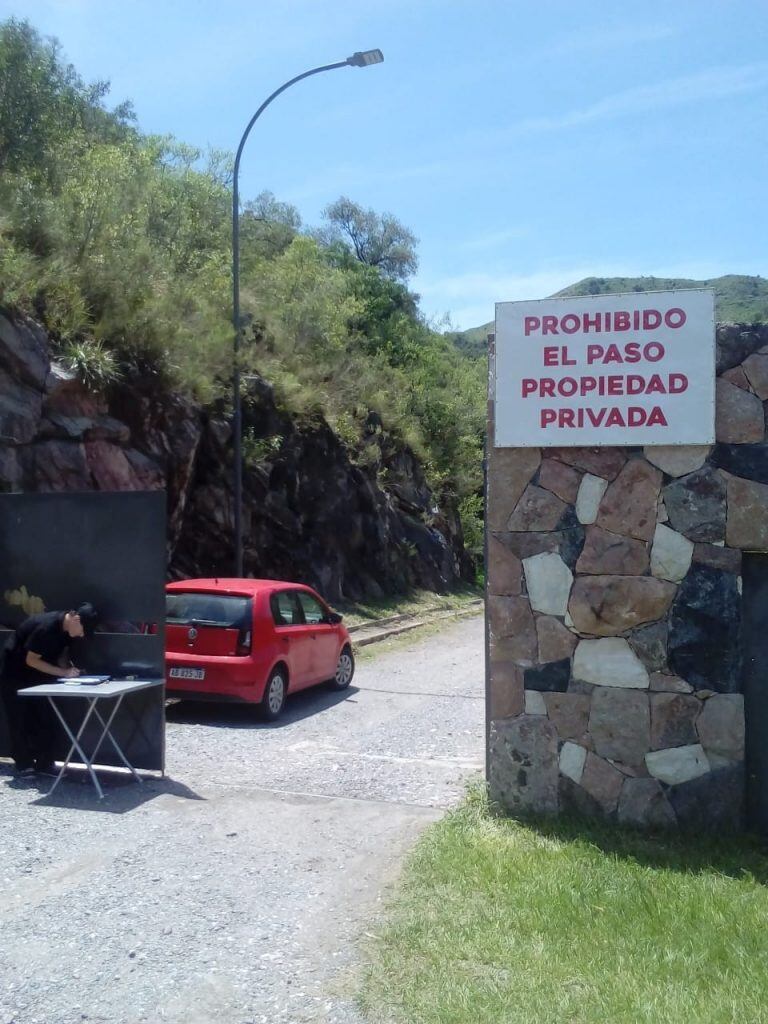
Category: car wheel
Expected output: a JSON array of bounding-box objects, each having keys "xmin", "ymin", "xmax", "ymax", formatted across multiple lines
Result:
[
  {"xmin": 260, "ymin": 668, "xmax": 287, "ymax": 720},
  {"xmin": 328, "ymin": 646, "xmax": 354, "ymax": 690}
]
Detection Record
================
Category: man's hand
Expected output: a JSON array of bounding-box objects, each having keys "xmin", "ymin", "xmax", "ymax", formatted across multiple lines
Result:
[{"xmin": 63, "ymin": 666, "xmax": 81, "ymax": 679}]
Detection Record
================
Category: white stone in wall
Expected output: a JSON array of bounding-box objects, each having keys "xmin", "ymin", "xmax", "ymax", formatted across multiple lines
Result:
[
  {"xmin": 573, "ymin": 637, "xmax": 650, "ymax": 689},
  {"xmin": 644, "ymin": 445, "xmax": 711, "ymax": 477},
  {"xmin": 657, "ymin": 498, "xmax": 669, "ymax": 524},
  {"xmin": 522, "ymin": 551, "xmax": 573, "ymax": 617},
  {"xmin": 645, "ymin": 743, "xmax": 710, "ymax": 784},
  {"xmin": 524, "ymin": 690, "xmax": 547, "ymax": 715},
  {"xmin": 575, "ymin": 473, "xmax": 609, "ymax": 525},
  {"xmin": 559, "ymin": 741, "xmax": 587, "ymax": 783},
  {"xmin": 650, "ymin": 523, "xmax": 694, "ymax": 583}
]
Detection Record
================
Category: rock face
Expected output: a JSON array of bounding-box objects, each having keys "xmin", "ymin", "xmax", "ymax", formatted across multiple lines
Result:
[{"xmin": 0, "ymin": 310, "xmax": 470, "ymax": 601}]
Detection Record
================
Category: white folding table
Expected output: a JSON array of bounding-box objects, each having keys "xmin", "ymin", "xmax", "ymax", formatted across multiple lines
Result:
[{"xmin": 19, "ymin": 679, "xmax": 164, "ymax": 799}]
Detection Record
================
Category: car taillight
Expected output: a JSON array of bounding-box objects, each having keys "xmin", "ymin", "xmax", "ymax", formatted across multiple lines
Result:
[{"xmin": 236, "ymin": 629, "xmax": 252, "ymax": 656}]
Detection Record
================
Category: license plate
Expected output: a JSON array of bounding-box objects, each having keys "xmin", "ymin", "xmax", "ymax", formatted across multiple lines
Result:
[{"xmin": 169, "ymin": 667, "xmax": 205, "ymax": 680}]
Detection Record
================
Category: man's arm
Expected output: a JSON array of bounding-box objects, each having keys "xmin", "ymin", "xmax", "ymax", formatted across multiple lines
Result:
[{"xmin": 25, "ymin": 651, "xmax": 79, "ymax": 678}]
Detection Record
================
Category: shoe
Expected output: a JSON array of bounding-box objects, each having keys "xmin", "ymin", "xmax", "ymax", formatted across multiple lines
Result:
[
  {"xmin": 16, "ymin": 766, "xmax": 35, "ymax": 778},
  {"xmin": 35, "ymin": 763, "xmax": 59, "ymax": 778}
]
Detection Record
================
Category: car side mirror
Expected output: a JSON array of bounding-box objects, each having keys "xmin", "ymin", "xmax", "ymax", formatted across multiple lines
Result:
[{"xmin": 326, "ymin": 611, "xmax": 343, "ymax": 624}]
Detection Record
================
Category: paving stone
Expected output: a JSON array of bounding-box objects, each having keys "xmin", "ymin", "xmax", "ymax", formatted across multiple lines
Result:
[
  {"xmin": 489, "ymin": 661, "xmax": 524, "ymax": 719},
  {"xmin": 576, "ymin": 525, "xmax": 649, "ymax": 575},
  {"xmin": 487, "ymin": 533, "xmax": 523, "ymax": 595},
  {"xmin": 649, "ymin": 693, "xmax": 701, "ymax": 749},
  {"xmin": 645, "ymin": 743, "xmax": 710, "ymax": 784},
  {"xmin": 663, "ymin": 466, "xmax": 727, "ymax": 543},
  {"xmin": 650, "ymin": 523, "xmax": 694, "ymax": 583},
  {"xmin": 696, "ymin": 693, "xmax": 745, "ymax": 762},
  {"xmin": 575, "ymin": 473, "xmax": 609, "ymax": 525},
  {"xmin": 628, "ymin": 621, "xmax": 669, "ymax": 673},
  {"xmin": 536, "ymin": 615, "xmax": 578, "ymax": 663},
  {"xmin": 643, "ymin": 445, "xmax": 711, "ymax": 477},
  {"xmin": 537, "ymin": 459, "xmax": 581, "ymax": 503},
  {"xmin": 559, "ymin": 741, "xmax": 587, "ymax": 784},
  {"xmin": 742, "ymin": 352, "xmax": 768, "ymax": 400},
  {"xmin": 523, "ymin": 551, "xmax": 573, "ymax": 616},
  {"xmin": 579, "ymin": 752, "xmax": 625, "ymax": 813},
  {"xmin": 568, "ymin": 575, "xmax": 676, "ymax": 636},
  {"xmin": 715, "ymin": 378, "xmax": 765, "ymax": 443},
  {"xmin": 668, "ymin": 565, "xmax": 740, "ymax": 692},
  {"xmin": 507, "ymin": 484, "xmax": 568, "ymax": 531},
  {"xmin": 573, "ymin": 638, "xmax": 649, "ymax": 689},
  {"xmin": 524, "ymin": 690, "xmax": 547, "ymax": 715},
  {"xmin": 487, "ymin": 447, "xmax": 541, "ymax": 531},
  {"xmin": 596, "ymin": 458, "xmax": 662, "ymax": 541},
  {"xmin": 544, "ymin": 447, "xmax": 627, "ymax": 480},
  {"xmin": 590, "ymin": 688, "xmax": 650, "ymax": 765},
  {"xmin": 669, "ymin": 764, "xmax": 744, "ymax": 830},
  {"xmin": 692, "ymin": 542, "xmax": 741, "ymax": 573},
  {"xmin": 649, "ymin": 672, "xmax": 693, "ymax": 694},
  {"xmin": 544, "ymin": 692, "xmax": 591, "ymax": 743},
  {"xmin": 524, "ymin": 658, "xmax": 571, "ymax": 693},
  {"xmin": 489, "ymin": 716, "xmax": 559, "ymax": 814},
  {"xmin": 726, "ymin": 475, "xmax": 768, "ymax": 549},
  {"xmin": 617, "ymin": 778, "xmax": 677, "ymax": 828}
]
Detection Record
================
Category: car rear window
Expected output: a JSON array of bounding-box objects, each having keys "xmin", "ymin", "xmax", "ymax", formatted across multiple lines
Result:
[{"xmin": 166, "ymin": 592, "xmax": 251, "ymax": 628}]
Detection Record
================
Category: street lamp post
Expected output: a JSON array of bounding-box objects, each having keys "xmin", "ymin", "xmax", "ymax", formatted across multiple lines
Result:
[{"xmin": 231, "ymin": 49, "xmax": 384, "ymax": 577}]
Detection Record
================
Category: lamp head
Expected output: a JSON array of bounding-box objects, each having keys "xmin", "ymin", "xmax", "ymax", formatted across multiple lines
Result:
[{"xmin": 347, "ymin": 49, "xmax": 384, "ymax": 67}]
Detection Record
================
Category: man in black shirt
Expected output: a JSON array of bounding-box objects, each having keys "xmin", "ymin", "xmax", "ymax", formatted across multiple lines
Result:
[{"xmin": 1, "ymin": 604, "xmax": 98, "ymax": 776}]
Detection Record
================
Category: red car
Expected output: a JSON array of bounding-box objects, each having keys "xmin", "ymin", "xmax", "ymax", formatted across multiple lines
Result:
[{"xmin": 165, "ymin": 579, "xmax": 354, "ymax": 719}]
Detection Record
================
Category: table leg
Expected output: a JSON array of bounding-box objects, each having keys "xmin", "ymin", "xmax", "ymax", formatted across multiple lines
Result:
[
  {"xmin": 46, "ymin": 696, "xmax": 104, "ymax": 799},
  {"xmin": 89, "ymin": 697, "xmax": 143, "ymax": 785}
]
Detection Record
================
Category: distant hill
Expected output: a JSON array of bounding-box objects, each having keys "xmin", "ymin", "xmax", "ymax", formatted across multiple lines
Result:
[{"xmin": 449, "ymin": 274, "xmax": 768, "ymax": 356}]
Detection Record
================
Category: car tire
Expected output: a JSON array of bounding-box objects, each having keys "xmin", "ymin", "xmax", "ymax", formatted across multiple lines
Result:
[
  {"xmin": 328, "ymin": 646, "xmax": 354, "ymax": 690},
  {"xmin": 260, "ymin": 667, "xmax": 287, "ymax": 721}
]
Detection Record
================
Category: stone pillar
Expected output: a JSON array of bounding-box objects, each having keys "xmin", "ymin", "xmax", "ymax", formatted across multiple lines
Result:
[{"xmin": 486, "ymin": 323, "xmax": 768, "ymax": 830}]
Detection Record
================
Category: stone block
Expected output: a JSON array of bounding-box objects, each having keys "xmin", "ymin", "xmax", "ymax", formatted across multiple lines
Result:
[
  {"xmin": 487, "ymin": 534, "xmax": 522, "ymax": 595},
  {"xmin": 544, "ymin": 692, "xmax": 591, "ymax": 742},
  {"xmin": 645, "ymin": 744, "xmax": 710, "ymax": 784},
  {"xmin": 742, "ymin": 352, "xmax": 768, "ymax": 399},
  {"xmin": 726, "ymin": 475, "xmax": 768, "ymax": 550},
  {"xmin": 496, "ymin": 531, "xmax": 561, "ymax": 560},
  {"xmin": 692, "ymin": 543, "xmax": 741, "ymax": 573},
  {"xmin": 559, "ymin": 775, "xmax": 603, "ymax": 818},
  {"xmin": 536, "ymin": 615, "xmax": 578, "ymax": 663},
  {"xmin": 568, "ymin": 576, "xmax": 676, "ymax": 636},
  {"xmin": 524, "ymin": 658, "xmax": 570, "ymax": 693},
  {"xmin": 596, "ymin": 458, "xmax": 662, "ymax": 541},
  {"xmin": 559, "ymin": 741, "xmax": 587, "ymax": 783},
  {"xmin": 657, "ymin": 498, "xmax": 669, "ymax": 523},
  {"xmin": 663, "ymin": 466, "xmax": 726, "ymax": 543},
  {"xmin": 507, "ymin": 484, "xmax": 567, "ymax": 532},
  {"xmin": 488, "ymin": 716, "xmax": 559, "ymax": 815},
  {"xmin": 696, "ymin": 693, "xmax": 744, "ymax": 762},
  {"xmin": 644, "ymin": 445, "xmax": 710, "ymax": 477},
  {"xmin": 489, "ymin": 661, "xmax": 524, "ymax": 719},
  {"xmin": 650, "ymin": 523, "xmax": 694, "ymax": 583},
  {"xmin": 523, "ymin": 551, "xmax": 573, "ymax": 616},
  {"xmin": 590, "ymin": 688, "xmax": 650, "ymax": 765},
  {"xmin": 544, "ymin": 447, "xmax": 626, "ymax": 480},
  {"xmin": 573, "ymin": 638, "xmax": 649, "ymax": 689},
  {"xmin": 716, "ymin": 323, "xmax": 768, "ymax": 373},
  {"xmin": 721, "ymin": 364, "xmax": 751, "ymax": 390},
  {"xmin": 575, "ymin": 473, "xmax": 609, "ymax": 525},
  {"xmin": 649, "ymin": 693, "xmax": 701, "ymax": 749},
  {"xmin": 715, "ymin": 378, "xmax": 764, "ymax": 443},
  {"xmin": 669, "ymin": 764, "xmax": 745, "ymax": 831},
  {"xmin": 710, "ymin": 443, "xmax": 768, "ymax": 485},
  {"xmin": 557, "ymin": 514, "xmax": 586, "ymax": 569},
  {"xmin": 488, "ymin": 594, "xmax": 536, "ymax": 652},
  {"xmin": 537, "ymin": 458, "xmax": 581, "ymax": 503},
  {"xmin": 579, "ymin": 752, "xmax": 625, "ymax": 813},
  {"xmin": 524, "ymin": 690, "xmax": 547, "ymax": 715},
  {"xmin": 649, "ymin": 672, "xmax": 693, "ymax": 694},
  {"xmin": 628, "ymin": 621, "xmax": 669, "ymax": 673},
  {"xmin": 617, "ymin": 778, "xmax": 677, "ymax": 828},
  {"xmin": 668, "ymin": 565, "xmax": 740, "ymax": 692},
  {"xmin": 576, "ymin": 525, "xmax": 649, "ymax": 575},
  {"xmin": 487, "ymin": 447, "xmax": 541, "ymax": 531}
]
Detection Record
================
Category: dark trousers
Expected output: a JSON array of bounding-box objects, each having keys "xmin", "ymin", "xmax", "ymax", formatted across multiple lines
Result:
[{"xmin": 0, "ymin": 677, "xmax": 57, "ymax": 770}]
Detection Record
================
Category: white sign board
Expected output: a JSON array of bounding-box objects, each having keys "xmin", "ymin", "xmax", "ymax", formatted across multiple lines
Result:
[{"xmin": 494, "ymin": 289, "xmax": 715, "ymax": 447}]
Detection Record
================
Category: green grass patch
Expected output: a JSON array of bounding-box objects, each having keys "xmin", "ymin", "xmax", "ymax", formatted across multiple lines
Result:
[
  {"xmin": 361, "ymin": 787, "xmax": 768, "ymax": 1024},
  {"xmin": 337, "ymin": 584, "xmax": 482, "ymax": 628}
]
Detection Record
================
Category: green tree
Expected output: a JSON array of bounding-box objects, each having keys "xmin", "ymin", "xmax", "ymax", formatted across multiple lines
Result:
[{"xmin": 320, "ymin": 196, "xmax": 418, "ymax": 280}]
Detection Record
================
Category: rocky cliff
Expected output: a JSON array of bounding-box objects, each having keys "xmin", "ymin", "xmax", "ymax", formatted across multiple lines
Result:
[{"xmin": 0, "ymin": 310, "xmax": 472, "ymax": 601}]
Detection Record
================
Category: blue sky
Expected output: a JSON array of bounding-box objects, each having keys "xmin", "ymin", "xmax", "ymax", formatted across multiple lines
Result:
[{"xmin": 4, "ymin": 0, "xmax": 767, "ymax": 329}]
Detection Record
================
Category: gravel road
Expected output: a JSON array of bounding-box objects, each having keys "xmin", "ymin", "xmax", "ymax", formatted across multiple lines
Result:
[{"xmin": 0, "ymin": 614, "xmax": 484, "ymax": 1024}]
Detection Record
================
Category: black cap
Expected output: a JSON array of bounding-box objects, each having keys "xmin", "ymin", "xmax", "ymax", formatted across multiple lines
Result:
[{"xmin": 76, "ymin": 603, "xmax": 99, "ymax": 635}]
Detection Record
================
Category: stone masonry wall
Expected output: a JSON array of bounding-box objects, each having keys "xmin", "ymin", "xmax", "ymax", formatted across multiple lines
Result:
[{"xmin": 487, "ymin": 323, "xmax": 768, "ymax": 830}]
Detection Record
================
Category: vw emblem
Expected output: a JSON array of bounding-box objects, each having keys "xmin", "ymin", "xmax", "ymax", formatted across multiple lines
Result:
[{"xmin": 187, "ymin": 627, "xmax": 198, "ymax": 641}]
